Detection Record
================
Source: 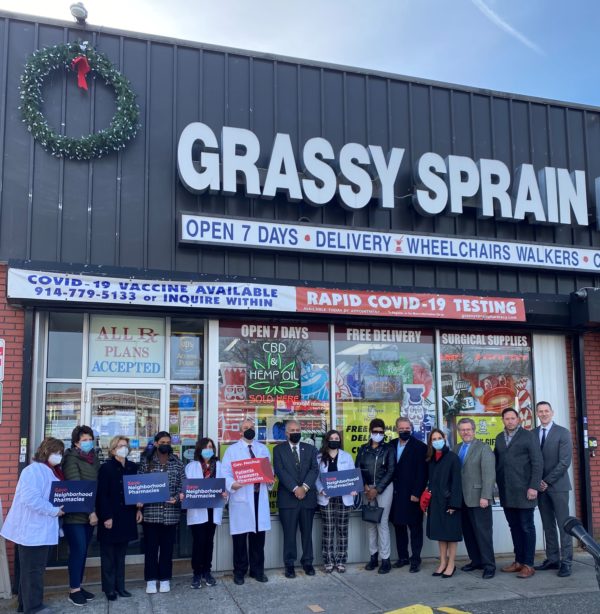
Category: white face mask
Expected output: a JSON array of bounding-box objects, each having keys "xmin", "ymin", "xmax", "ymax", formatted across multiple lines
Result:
[
  {"xmin": 371, "ymin": 433, "xmax": 384, "ymax": 443},
  {"xmin": 115, "ymin": 446, "xmax": 129, "ymax": 459},
  {"xmin": 48, "ymin": 453, "xmax": 62, "ymax": 466}
]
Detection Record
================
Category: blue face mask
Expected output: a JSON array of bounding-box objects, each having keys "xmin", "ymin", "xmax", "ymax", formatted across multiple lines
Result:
[
  {"xmin": 201, "ymin": 449, "xmax": 214, "ymax": 460},
  {"xmin": 432, "ymin": 439, "xmax": 445, "ymax": 451},
  {"xmin": 80, "ymin": 441, "xmax": 94, "ymax": 453}
]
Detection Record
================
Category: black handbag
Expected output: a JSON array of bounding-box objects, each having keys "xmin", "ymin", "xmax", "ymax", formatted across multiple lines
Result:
[{"xmin": 361, "ymin": 499, "xmax": 384, "ymax": 524}]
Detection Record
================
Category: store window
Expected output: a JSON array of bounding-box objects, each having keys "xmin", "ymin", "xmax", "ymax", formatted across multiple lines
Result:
[
  {"xmin": 47, "ymin": 313, "xmax": 83, "ymax": 378},
  {"xmin": 334, "ymin": 326, "xmax": 436, "ymax": 458},
  {"xmin": 218, "ymin": 321, "xmax": 330, "ymax": 509},
  {"xmin": 44, "ymin": 383, "xmax": 82, "ymax": 441},
  {"xmin": 440, "ymin": 332, "xmax": 533, "ymax": 449},
  {"xmin": 170, "ymin": 319, "xmax": 203, "ymax": 380},
  {"xmin": 169, "ymin": 384, "xmax": 203, "ymax": 463}
]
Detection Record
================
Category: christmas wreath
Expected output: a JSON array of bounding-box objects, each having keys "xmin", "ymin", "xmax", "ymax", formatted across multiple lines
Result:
[{"xmin": 19, "ymin": 41, "xmax": 139, "ymax": 160}]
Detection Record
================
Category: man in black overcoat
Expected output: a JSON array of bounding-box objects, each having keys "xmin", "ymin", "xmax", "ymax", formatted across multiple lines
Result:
[{"xmin": 389, "ymin": 417, "xmax": 428, "ymax": 573}]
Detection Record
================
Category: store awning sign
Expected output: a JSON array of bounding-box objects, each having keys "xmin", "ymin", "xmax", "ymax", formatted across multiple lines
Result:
[
  {"xmin": 180, "ymin": 213, "xmax": 600, "ymax": 274},
  {"xmin": 7, "ymin": 268, "xmax": 526, "ymax": 322}
]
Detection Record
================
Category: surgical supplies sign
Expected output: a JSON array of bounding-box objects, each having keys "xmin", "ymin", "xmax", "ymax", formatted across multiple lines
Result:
[
  {"xmin": 50, "ymin": 480, "xmax": 97, "ymax": 513},
  {"xmin": 182, "ymin": 478, "xmax": 226, "ymax": 509},
  {"xmin": 123, "ymin": 473, "xmax": 169, "ymax": 504},
  {"xmin": 321, "ymin": 469, "xmax": 363, "ymax": 496}
]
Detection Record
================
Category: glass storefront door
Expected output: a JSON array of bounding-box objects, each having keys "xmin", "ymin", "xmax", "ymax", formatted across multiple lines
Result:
[{"xmin": 86, "ymin": 385, "xmax": 165, "ymax": 463}]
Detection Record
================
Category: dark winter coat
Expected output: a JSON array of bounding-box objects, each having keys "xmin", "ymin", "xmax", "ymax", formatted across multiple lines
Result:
[
  {"xmin": 62, "ymin": 447, "xmax": 101, "ymax": 525},
  {"xmin": 389, "ymin": 436, "xmax": 428, "ymax": 525},
  {"xmin": 96, "ymin": 457, "xmax": 139, "ymax": 544},
  {"xmin": 355, "ymin": 441, "xmax": 395, "ymax": 493},
  {"xmin": 426, "ymin": 447, "xmax": 463, "ymax": 542}
]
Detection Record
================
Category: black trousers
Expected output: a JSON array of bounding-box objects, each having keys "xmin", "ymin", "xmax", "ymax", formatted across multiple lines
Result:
[
  {"xmin": 100, "ymin": 541, "xmax": 128, "ymax": 594},
  {"xmin": 191, "ymin": 510, "xmax": 217, "ymax": 575},
  {"xmin": 143, "ymin": 522, "xmax": 176, "ymax": 581},
  {"xmin": 462, "ymin": 504, "xmax": 495, "ymax": 570},
  {"xmin": 17, "ymin": 544, "xmax": 48, "ymax": 614},
  {"xmin": 393, "ymin": 521, "xmax": 424, "ymax": 565},
  {"xmin": 279, "ymin": 505, "xmax": 316, "ymax": 567},
  {"xmin": 232, "ymin": 491, "xmax": 265, "ymax": 577}
]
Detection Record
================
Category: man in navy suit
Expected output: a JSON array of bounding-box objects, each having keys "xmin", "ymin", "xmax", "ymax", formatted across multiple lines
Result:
[{"xmin": 273, "ymin": 419, "xmax": 319, "ymax": 578}]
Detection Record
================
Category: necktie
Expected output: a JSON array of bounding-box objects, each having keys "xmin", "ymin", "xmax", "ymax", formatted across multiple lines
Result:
[
  {"xmin": 292, "ymin": 445, "xmax": 300, "ymax": 467},
  {"xmin": 459, "ymin": 444, "xmax": 468, "ymax": 465},
  {"xmin": 541, "ymin": 428, "xmax": 546, "ymax": 449},
  {"xmin": 248, "ymin": 445, "xmax": 259, "ymax": 492}
]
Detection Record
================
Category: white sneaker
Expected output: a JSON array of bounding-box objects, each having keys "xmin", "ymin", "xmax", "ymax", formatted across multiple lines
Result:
[
  {"xmin": 146, "ymin": 581, "xmax": 157, "ymax": 594},
  {"xmin": 159, "ymin": 580, "xmax": 170, "ymax": 593}
]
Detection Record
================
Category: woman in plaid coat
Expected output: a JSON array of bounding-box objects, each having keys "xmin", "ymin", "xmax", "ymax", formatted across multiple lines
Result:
[{"xmin": 138, "ymin": 431, "xmax": 185, "ymax": 595}]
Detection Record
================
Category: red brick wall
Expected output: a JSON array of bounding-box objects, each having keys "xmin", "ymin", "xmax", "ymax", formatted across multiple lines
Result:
[
  {"xmin": 565, "ymin": 337, "xmax": 582, "ymax": 521},
  {"xmin": 0, "ymin": 264, "xmax": 25, "ymax": 568}
]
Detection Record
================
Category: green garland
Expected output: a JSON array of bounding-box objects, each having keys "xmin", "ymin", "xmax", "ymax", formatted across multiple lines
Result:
[{"xmin": 19, "ymin": 41, "xmax": 140, "ymax": 160}]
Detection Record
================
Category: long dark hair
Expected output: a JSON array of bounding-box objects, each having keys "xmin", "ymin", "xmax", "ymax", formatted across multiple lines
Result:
[
  {"xmin": 319, "ymin": 429, "xmax": 343, "ymax": 464},
  {"xmin": 426, "ymin": 428, "xmax": 446, "ymax": 462},
  {"xmin": 194, "ymin": 437, "xmax": 219, "ymax": 462},
  {"xmin": 141, "ymin": 431, "xmax": 172, "ymax": 460}
]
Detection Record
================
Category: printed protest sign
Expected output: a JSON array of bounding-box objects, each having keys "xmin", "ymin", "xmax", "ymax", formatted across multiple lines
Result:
[
  {"xmin": 49, "ymin": 480, "xmax": 97, "ymax": 513},
  {"xmin": 321, "ymin": 468, "xmax": 363, "ymax": 497},
  {"xmin": 123, "ymin": 472, "xmax": 169, "ymax": 504},
  {"xmin": 182, "ymin": 478, "xmax": 226, "ymax": 509},
  {"xmin": 231, "ymin": 457, "xmax": 274, "ymax": 484}
]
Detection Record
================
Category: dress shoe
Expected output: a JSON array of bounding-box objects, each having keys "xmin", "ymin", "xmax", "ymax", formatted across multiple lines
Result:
[
  {"xmin": 393, "ymin": 558, "xmax": 410, "ymax": 568},
  {"xmin": 105, "ymin": 592, "xmax": 117, "ymax": 601},
  {"xmin": 253, "ymin": 573, "xmax": 269, "ymax": 582},
  {"xmin": 365, "ymin": 553, "xmax": 378, "ymax": 571},
  {"xmin": 501, "ymin": 561, "xmax": 524, "ymax": 573},
  {"xmin": 233, "ymin": 575, "xmax": 245, "ymax": 585},
  {"xmin": 303, "ymin": 565, "xmax": 316, "ymax": 576},
  {"xmin": 378, "ymin": 558, "xmax": 391, "ymax": 574},
  {"xmin": 409, "ymin": 563, "xmax": 420, "ymax": 573},
  {"xmin": 442, "ymin": 566, "xmax": 456, "ymax": 578},
  {"xmin": 461, "ymin": 563, "xmax": 481, "ymax": 572},
  {"xmin": 557, "ymin": 562, "xmax": 572, "ymax": 577},
  {"xmin": 482, "ymin": 568, "xmax": 496, "ymax": 579},
  {"xmin": 534, "ymin": 559, "xmax": 560, "ymax": 571},
  {"xmin": 116, "ymin": 589, "xmax": 132, "ymax": 597},
  {"xmin": 517, "ymin": 564, "xmax": 535, "ymax": 579},
  {"xmin": 432, "ymin": 567, "xmax": 447, "ymax": 577},
  {"xmin": 285, "ymin": 566, "xmax": 296, "ymax": 579}
]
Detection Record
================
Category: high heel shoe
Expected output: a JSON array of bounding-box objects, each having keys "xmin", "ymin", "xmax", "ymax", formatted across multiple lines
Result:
[
  {"xmin": 432, "ymin": 566, "xmax": 447, "ymax": 577},
  {"xmin": 442, "ymin": 566, "xmax": 456, "ymax": 578}
]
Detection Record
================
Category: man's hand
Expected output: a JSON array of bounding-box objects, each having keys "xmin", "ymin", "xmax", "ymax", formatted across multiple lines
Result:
[
  {"xmin": 526, "ymin": 488, "xmax": 538, "ymax": 500},
  {"xmin": 295, "ymin": 487, "xmax": 306, "ymax": 500},
  {"xmin": 540, "ymin": 480, "xmax": 549, "ymax": 492},
  {"xmin": 88, "ymin": 512, "xmax": 98, "ymax": 526},
  {"xmin": 410, "ymin": 495, "xmax": 419, "ymax": 503},
  {"xmin": 479, "ymin": 498, "xmax": 489, "ymax": 509},
  {"xmin": 104, "ymin": 518, "xmax": 113, "ymax": 529}
]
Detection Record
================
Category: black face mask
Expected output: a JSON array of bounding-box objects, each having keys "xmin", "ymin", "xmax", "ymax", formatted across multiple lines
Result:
[
  {"xmin": 289, "ymin": 432, "xmax": 301, "ymax": 444},
  {"xmin": 328, "ymin": 440, "xmax": 341, "ymax": 449},
  {"xmin": 398, "ymin": 431, "xmax": 411, "ymax": 441},
  {"xmin": 158, "ymin": 444, "xmax": 172, "ymax": 455},
  {"xmin": 243, "ymin": 428, "xmax": 256, "ymax": 441}
]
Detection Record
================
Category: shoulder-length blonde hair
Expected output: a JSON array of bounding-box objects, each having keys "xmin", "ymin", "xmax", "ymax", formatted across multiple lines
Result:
[{"xmin": 107, "ymin": 435, "xmax": 130, "ymax": 458}]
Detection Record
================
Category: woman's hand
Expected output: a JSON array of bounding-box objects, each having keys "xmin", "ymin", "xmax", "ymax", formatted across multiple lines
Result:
[
  {"xmin": 366, "ymin": 487, "xmax": 378, "ymax": 501},
  {"xmin": 56, "ymin": 506, "xmax": 65, "ymax": 517},
  {"xmin": 446, "ymin": 508, "xmax": 455, "ymax": 515},
  {"xmin": 88, "ymin": 512, "xmax": 98, "ymax": 526},
  {"xmin": 231, "ymin": 481, "xmax": 243, "ymax": 491},
  {"xmin": 136, "ymin": 510, "xmax": 143, "ymax": 524},
  {"xmin": 221, "ymin": 491, "xmax": 228, "ymax": 500},
  {"xmin": 104, "ymin": 518, "xmax": 113, "ymax": 529},
  {"xmin": 167, "ymin": 497, "xmax": 177, "ymax": 504},
  {"xmin": 350, "ymin": 491, "xmax": 358, "ymax": 497},
  {"xmin": 179, "ymin": 493, "xmax": 185, "ymax": 502}
]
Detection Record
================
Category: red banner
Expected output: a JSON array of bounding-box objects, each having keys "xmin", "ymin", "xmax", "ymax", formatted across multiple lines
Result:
[
  {"xmin": 231, "ymin": 457, "xmax": 274, "ymax": 484},
  {"xmin": 296, "ymin": 288, "xmax": 525, "ymax": 322}
]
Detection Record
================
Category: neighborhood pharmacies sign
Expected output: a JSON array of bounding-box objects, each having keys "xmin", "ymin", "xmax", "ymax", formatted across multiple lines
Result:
[
  {"xmin": 180, "ymin": 214, "xmax": 600, "ymax": 273},
  {"xmin": 8, "ymin": 268, "xmax": 526, "ymax": 322}
]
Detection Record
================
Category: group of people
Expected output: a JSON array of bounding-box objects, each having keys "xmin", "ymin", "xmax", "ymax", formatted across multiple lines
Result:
[{"xmin": 0, "ymin": 400, "xmax": 573, "ymax": 613}]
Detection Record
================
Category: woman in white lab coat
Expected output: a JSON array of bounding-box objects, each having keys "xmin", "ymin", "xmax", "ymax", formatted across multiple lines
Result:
[
  {"xmin": 315, "ymin": 430, "xmax": 357, "ymax": 573},
  {"xmin": 1, "ymin": 437, "xmax": 66, "ymax": 614},
  {"xmin": 185, "ymin": 437, "xmax": 226, "ymax": 589},
  {"xmin": 221, "ymin": 419, "xmax": 272, "ymax": 585}
]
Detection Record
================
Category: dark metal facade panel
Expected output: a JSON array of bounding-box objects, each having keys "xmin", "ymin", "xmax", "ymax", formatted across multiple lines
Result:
[{"xmin": 1, "ymin": 14, "xmax": 600, "ymax": 297}]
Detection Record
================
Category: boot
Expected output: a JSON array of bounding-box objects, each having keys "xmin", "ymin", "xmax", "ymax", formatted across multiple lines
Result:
[
  {"xmin": 378, "ymin": 558, "xmax": 391, "ymax": 574},
  {"xmin": 365, "ymin": 553, "xmax": 378, "ymax": 570}
]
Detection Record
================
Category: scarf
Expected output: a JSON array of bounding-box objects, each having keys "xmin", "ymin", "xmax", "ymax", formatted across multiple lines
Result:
[
  {"xmin": 45, "ymin": 462, "xmax": 65, "ymax": 480},
  {"xmin": 202, "ymin": 460, "xmax": 212, "ymax": 479},
  {"xmin": 434, "ymin": 450, "xmax": 443, "ymax": 461},
  {"xmin": 76, "ymin": 447, "xmax": 96, "ymax": 465}
]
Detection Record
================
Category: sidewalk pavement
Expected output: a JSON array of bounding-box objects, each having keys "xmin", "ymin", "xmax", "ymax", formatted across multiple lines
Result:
[{"xmin": 0, "ymin": 553, "xmax": 598, "ymax": 614}]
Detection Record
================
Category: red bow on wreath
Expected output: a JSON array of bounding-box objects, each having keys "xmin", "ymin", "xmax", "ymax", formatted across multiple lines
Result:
[{"xmin": 71, "ymin": 55, "xmax": 90, "ymax": 91}]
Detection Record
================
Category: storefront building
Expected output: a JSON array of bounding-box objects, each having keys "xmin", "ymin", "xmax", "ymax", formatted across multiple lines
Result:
[{"xmin": 0, "ymin": 11, "xmax": 599, "ymax": 573}]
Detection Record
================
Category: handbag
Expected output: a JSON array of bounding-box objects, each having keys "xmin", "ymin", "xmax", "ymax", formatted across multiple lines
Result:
[{"xmin": 362, "ymin": 499, "xmax": 384, "ymax": 524}]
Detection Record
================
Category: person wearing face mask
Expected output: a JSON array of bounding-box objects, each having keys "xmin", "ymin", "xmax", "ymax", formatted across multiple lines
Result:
[
  {"xmin": 96, "ymin": 436, "xmax": 143, "ymax": 601},
  {"xmin": 62, "ymin": 425, "xmax": 101, "ymax": 606},
  {"xmin": 274, "ymin": 420, "xmax": 319, "ymax": 578},
  {"xmin": 426, "ymin": 428, "xmax": 463, "ymax": 579},
  {"xmin": 138, "ymin": 431, "xmax": 185, "ymax": 594},
  {"xmin": 355, "ymin": 418, "xmax": 395, "ymax": 574},
  {"xmin": 1, "ymin": 437, "xmax": 65, "ymax": 614},
  {"xmin": 222, "ymin": 418, "xmax": 272, "ymax": 585},
  {"xmin": 315, "ymin": 430, "xmax": 356, "ymax": 573},
  {"xmin": 389, "ymin": 417, "xmax": 428, "ymax": 573},
  {"xmin": 185, "ymin": 437, "xmax": 226, "ymax": 589}
]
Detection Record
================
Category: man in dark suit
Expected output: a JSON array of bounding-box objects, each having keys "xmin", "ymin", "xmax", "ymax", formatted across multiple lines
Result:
[
  {"xmin": 389, "ymin": 417, "xmax": 427, "ymax": 573},
  {"xmin": 273, "ymin": 419, "xmax": 319, "ymax": 578},
  {"xmin": 495, "ymin": 407, "xmax": 543, "ymax": 579},
  {"xmin": 533, "ymin": 401, "xmax": 574, "ymax": 577},
  {"xmin": 456, "ymin": 418, "xmax": 496, "ymax": 579}
]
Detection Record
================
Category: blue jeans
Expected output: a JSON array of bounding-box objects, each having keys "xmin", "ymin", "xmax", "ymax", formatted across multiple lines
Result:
[
  {"xmin": 63, "ymin": 523, "xmax": 94, "ymax": 589},
  {"xmin": 503, "ymin": 507, "xmax": 536, "ymax": 566}
]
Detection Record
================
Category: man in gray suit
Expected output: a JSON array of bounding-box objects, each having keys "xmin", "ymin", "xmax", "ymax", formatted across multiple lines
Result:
[
  {"xmin": 494, "ymin": 407, "xmax": 543, "ymax": 579},
  {"xmin": 456, "ymin": 418, "xmax": 496, "ymax": 579},
  {"xmin": 533, "ymin": 401, "xmax": 574, "ymax": 577}
]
